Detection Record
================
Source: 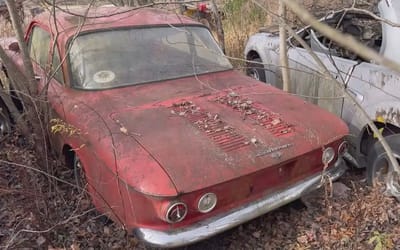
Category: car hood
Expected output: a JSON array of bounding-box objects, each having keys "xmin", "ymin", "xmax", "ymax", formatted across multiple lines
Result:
[{"xmin": 102, "ymin": 75, "xmax": 348, "ymax": 193}]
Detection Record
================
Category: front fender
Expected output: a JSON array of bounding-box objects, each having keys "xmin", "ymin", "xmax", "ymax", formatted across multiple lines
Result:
[
  {"xmin": 362, "ymin": 101, "xmax": 400, "ymax": 129},
  {"xmin": 244, "ymin": 32, "xmax": 279, "ymax": 62},
  {"xmin": 245, "ymin": 32, "xmax": 280, "ymax": 86},
  {"xmin": 349, "ymin": 101, "xmax": 400, "ymax": 167},
  {"xmin": 373, "ymin": 106, "xmax": 400, "ymax": 128}
]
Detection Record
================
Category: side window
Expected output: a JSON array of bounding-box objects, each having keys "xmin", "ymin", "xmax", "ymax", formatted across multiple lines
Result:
[
  {"xmin": 28, "ymin": 26, "xmax": 51, "ymax": 68},
  {"xmin": 51, "ymin": 46, "xmax": 65, "ymax": 84}
]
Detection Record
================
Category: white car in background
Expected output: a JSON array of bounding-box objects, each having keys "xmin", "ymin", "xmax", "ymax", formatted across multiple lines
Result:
[{"xmin": 245, "ymin": 0, "xmax": 400, "ymax": 191}]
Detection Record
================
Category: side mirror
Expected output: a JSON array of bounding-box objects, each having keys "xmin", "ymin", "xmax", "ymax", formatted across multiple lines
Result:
[{"xmin": 8, "ymin": 42, "xmax": 20, "ymax": 53}]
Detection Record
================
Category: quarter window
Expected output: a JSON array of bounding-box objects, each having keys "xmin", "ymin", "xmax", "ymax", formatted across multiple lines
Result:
[{"xmin": 28, "ymin": 26, "xmax": 51, "ymax": 68}]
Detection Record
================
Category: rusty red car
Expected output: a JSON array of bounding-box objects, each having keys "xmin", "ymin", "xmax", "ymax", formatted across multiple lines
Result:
[{"xmin": 0, "ymin": 7, "xmax": 348, "ymax": 247}]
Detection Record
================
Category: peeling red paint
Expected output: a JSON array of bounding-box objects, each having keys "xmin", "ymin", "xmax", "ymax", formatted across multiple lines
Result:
[{"xmin": 3, "ymin": 6, "xmax": 350, "ymax": 246}]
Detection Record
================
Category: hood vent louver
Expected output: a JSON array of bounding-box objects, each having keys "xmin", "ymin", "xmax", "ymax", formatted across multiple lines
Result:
[
  {"xmin": 172, "ymin": 101, "xmax": 250, "ymax": 152},
  {"xmin": 214, "ymin": 93, "xmax": 294, "ymax": 136}
]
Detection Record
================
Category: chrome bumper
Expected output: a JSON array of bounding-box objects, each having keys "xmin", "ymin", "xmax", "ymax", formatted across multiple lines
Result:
[{"xmin": 134, "ymin": 158, "xmax": 347, "ymax": 248}]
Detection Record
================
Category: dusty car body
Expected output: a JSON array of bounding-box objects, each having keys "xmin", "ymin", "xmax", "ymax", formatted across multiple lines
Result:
[
  {"xmin": 0, "ymin": 7, "xmax": 348, "ymax": 247},
  {"xmin": 245, "ymin": 0, "xmax": 400, "ymax": 173}
]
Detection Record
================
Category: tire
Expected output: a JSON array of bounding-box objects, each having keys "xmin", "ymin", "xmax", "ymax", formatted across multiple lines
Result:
[
  {"xmin": 0, "ymin": 101, "xmax": 11, "ymax": 141},
  {"xmin": 246, "ymin": 57, "xmax": 266, "ymax": 82},
  {"xmin": 366, "ymin": 134, "xmax": 400, "ymax": 189}
]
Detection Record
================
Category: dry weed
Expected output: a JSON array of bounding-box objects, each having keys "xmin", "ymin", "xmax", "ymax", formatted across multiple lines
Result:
[{"xmin": 0, "ymin": 16, "xmax": 14, "ymax": 37}]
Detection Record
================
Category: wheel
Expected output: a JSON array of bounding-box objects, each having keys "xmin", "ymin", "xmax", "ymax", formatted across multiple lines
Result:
[
  {"xmin": 366, "ymin": 134, "xmax": 400, "ymax": 199},
  {"xmin": 0, "ymin": 102, "xmax": 11, "ymax": 141},
  {"xmin": 246, "ymin": 57, "xmax": 266, "ymax": 82}
]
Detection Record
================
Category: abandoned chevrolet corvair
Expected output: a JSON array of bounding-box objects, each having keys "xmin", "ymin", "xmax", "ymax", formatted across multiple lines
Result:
[{"xmin": 0, "ymin": 7, "xmax": 348, "ymax": 247}]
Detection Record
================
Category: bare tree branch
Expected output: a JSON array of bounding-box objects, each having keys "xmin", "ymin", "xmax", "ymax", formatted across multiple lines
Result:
[
  {"xmin": 5, "ymin": 0, "xmax": 36, "ymax": 94},
  {"xmin": 278, "ymin": 0, "xmax": 290, "ymax": 92},
  {"xmin": 210, "ymin": 0, "xmax": 225, "ymax": 53},
  {"xmin": 342, "ymin": 6, "xmax": 400, "ymax": 28}
]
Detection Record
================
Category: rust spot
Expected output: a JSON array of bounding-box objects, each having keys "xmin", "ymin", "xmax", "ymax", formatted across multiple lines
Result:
[{"xmin": 376, "ymin": 107, "xmax": 400, "ymax": 125}]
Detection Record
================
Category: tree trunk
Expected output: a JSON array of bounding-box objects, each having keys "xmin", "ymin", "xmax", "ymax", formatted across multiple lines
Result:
[
  {"xmin": 210, "ymin": 0, "xmax": 225, "ymax": 53},
  {"xmin": 0, "ymin": 0, "xmax": 48, "ymax": 163},
  {"xmin": 279, "ymin": 1, "xmax": 290, "ymax": 92},
  {"xmin": 6, "ymin": 0, "xmax": 36, "ymax": 95}
]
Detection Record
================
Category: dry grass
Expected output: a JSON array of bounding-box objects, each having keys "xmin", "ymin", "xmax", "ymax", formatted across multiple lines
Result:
[
  {"xmin": 0, "ymin": 16, "xmax": 15, "ymax": 37},
  {"xmin": 222, "ymin": 0, "xmax": 268, "ymax": 69},
  {"xmin": 0, "ymin": 9, "xmax": 34, "ymax": 38}
]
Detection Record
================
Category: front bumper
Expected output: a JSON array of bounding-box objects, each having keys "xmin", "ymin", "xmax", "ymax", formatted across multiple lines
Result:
[{"xmin": 134, "ymin": 158, "xmax": 347, "ymax": 248}]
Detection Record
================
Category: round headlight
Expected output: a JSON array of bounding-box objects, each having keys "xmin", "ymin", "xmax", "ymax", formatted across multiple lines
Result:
[
  {"xmin": 198, "ymin": 193, "xmax": 217, "ymax": 213},
  {"xmin": 322, "ymin": 147, "xmax": 335, "ymax": 165},
  {"xmin": 165, "ymin": 202, "xmax": 187, "ymax": 223}
]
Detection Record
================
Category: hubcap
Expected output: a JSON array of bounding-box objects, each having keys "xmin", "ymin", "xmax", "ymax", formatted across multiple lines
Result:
[{"xmin": 0, "ymin": 112, "xmax": 10, "ymax": 139}]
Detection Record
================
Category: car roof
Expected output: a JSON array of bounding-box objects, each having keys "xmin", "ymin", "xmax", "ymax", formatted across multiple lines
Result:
[{"xmin": 32, "ymin": 6, "xmax": 199, "ymax": 38}]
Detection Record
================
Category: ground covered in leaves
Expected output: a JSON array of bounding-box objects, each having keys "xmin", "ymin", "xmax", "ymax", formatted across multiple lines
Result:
[{"xmin": 1, "ymin": 134, "xmax": 400, "ymax": 250}]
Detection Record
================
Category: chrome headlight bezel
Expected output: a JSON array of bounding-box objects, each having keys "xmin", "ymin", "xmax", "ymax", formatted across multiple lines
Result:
[
  {"xmin": 165, "ymin": 202, "xmax": 187, "ymax": 223},
  {"xmin": 197, "ymin": 192, "xmax": 218, "ymax": 213},
  {"xmin": 322, "ymin": 147, "xmax": 335, "ymax": 165}
]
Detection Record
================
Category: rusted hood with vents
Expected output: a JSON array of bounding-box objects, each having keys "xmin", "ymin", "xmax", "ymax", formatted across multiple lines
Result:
[{"xmin": 106, "ymin": 73, "xmax": 348, "ymax": 193}]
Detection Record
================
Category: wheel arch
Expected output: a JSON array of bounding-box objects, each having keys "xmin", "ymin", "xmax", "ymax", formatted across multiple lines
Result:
[
  {"xmin": 246, "ymin": 50, "xmax": 261, "ymax": 60},
  {"xmin": 358, "ymin": 121, "xmax": 400, "ymax": 156},
  {"xmin": 62, "ymin": 144, "xmax": 75, "ymax": 169}
]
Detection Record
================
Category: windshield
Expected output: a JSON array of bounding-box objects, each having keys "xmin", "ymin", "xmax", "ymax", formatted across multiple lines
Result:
[{"xmin": 68, "ymin": 26, "xmax": 232, "ymax": 89}]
